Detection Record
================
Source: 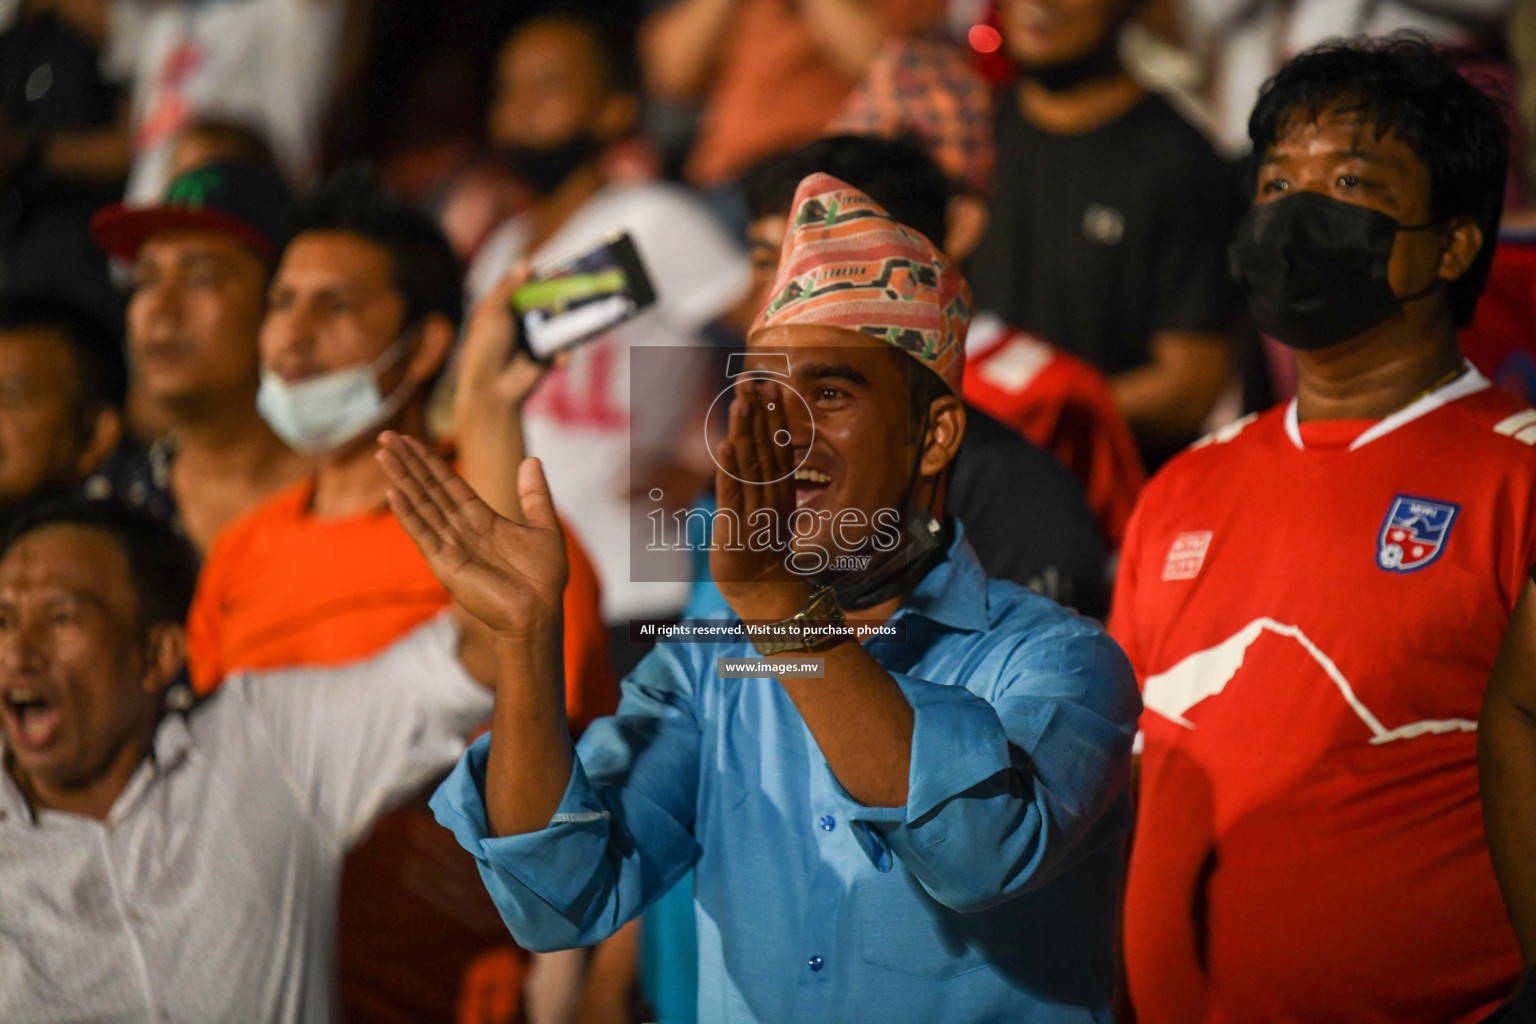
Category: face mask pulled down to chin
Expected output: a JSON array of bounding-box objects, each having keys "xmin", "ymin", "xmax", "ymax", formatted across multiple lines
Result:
[
  {"xmin": 256, "ymin": 337, "xmax": 414, "ymax": 456},
  {"xmin": 818, "ymin": 504, "xmax": 951, "ymax": 612},
  {"xmin": 1228, "ymin": 190, "xmax": 1442, "ymax": 351}
]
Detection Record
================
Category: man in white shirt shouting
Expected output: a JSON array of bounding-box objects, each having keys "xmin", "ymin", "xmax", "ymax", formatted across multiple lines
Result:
[{"xmin": 0, "ymin": 268, "xmax": 546, "ymax": 1023}]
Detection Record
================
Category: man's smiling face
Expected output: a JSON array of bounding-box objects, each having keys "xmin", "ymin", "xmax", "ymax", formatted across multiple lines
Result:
[{"xmin": 743, "ymin": 325, "xmax": 924, "ymax": 553}]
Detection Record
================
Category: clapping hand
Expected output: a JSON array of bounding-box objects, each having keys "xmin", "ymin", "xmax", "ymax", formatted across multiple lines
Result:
[{"xmin": 379, "ymin": 432, "xmax": 567, "ymax": 639}]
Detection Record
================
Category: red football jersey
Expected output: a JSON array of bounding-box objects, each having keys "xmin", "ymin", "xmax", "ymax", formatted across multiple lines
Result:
[
  {"xmin": 1112, "ymin": 370, "xmax": 1536, "ymax": 1024},
  {"xmin": 964, "ymin": 312, "xmax": 1145, "ymax": 548}
]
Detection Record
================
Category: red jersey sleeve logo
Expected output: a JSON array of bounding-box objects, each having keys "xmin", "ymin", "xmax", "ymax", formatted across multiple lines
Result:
[
  {"xmin": 1162, "ymin": 531, "xmax": 1213, "ymax": 581},
  {"xmin": 1377, "ymin": 495, "xmax": 1459, "ymax": 572}
]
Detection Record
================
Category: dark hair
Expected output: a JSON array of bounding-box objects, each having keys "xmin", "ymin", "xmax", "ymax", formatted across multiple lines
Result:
[
  {"xmin": 292, "ymin": 165, "xmax": 464, "ymax": 330},
  {"xmin": 905, "ymin": 360, "xmax": 953, "ymax": 442},
  {"xmin": 745, "ymin": 135, "xmax": 952, "ymax": 247},
  {"xmin": 4, "ymin": 500, "xmax": 200, "ymax": 632},
  {"xmin": 0, "ymin": 294, "xmax": 128, "ymax": 412},
  {"xmin": 504, "ymin": 4, "xmax": 642, "ymax": 96},
  {"xmin": 175, "ymin": 118, "xmax": 280, "ymax": 173},
  {"xmin": 1246, "ymin": 35, "xmax": 1510, "ymax": 326}
]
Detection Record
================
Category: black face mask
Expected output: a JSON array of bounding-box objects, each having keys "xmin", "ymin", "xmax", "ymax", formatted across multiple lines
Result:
[
  {"xmin": 1020, "ymin": 33, "xmax": 1123, "ymax": 94},
  {"xmin": 1229, "ymin": 190, "xmax": 1442, "ymax": 351},
  {"xmin": 822, "ymin": 506, "xmax": 951, "ymax": 612},
  {"xmin": 816, "ymin": 405, "xmax": 951, "ymax": 611},
  {"xmin": 501, "ymin": 134, "xmax": 602, "ymax": 196}
]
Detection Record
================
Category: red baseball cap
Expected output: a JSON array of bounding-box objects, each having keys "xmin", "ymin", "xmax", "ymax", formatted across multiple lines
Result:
[{"xmin": 91, "ymin": 162, "xmax": 292, "ymax": 264}]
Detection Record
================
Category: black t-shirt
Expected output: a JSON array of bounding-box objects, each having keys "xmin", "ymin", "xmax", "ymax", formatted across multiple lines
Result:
[
  {"xmin": 948, "ymin": 403, "xmax": 1108, "ymax": 619},
  {"xmin": 968, "ymin": 90, "xmax": 1239, "ymax": 378}
]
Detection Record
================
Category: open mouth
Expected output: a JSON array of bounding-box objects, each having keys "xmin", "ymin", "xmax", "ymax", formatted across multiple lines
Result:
[
  {"xmin": 2, "ymin": 688, "xmax": 61, "ymax": 750},
  {"xmin": 793, "ymin": 468, "xmax": 832, "ymax": 508}
]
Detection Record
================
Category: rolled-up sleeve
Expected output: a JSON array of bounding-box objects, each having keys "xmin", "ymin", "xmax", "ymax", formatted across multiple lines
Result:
[
  {"xmin": 429, "ymin": 644, "xmax": 704, "ymax": 951},
  {"xmin": 838, "ymin": 621, "xmax": 1140, "ymax": 913}
]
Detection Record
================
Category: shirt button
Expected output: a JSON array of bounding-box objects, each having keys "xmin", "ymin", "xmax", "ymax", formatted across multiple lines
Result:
[
  {"xmin": 808, "ymin": 955, "xmax": 824, "ymax": 973},
  {"xmin": 818, "ymin": 815, "xmax": 836, "ymax": 832}
]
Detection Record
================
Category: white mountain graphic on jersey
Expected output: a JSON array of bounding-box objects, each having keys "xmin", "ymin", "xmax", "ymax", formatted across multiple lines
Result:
[{"xmin": 1143, "ymin": 618, "xmax": 1477, "ymax": 744}]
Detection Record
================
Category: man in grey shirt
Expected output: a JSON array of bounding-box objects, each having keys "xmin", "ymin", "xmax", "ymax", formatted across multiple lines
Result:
[{"xmin": 0, "ymin": 498, "xmax": 495, "ymax": 1023}]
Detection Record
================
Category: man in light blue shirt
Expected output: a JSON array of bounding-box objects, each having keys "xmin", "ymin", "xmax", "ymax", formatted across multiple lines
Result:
[{"xmin": 385, "ymin": 173, "xmax": 1140, "ymax": 1022}]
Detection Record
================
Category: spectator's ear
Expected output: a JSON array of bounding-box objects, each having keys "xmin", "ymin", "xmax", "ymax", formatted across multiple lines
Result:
[
  {"xmin": 74, "ymin": 406, "xmax": 122, "ymax": 481},
  {"xmin": 945, "ymin": 194, "xmax": 989, "ymax": 264},
  {"xmin": 595, "ymin": 90, "xmax": 640, "ymax": 143},
  {"xmin": 139, "ymin": 622, "xmax": 187, "ymax": 697},
  {"xmin": 1437, "ymin": 215, "xmax": 1484, "ymax": 285},
  {"xmin": 404, "ymin": 313, "xmax": 456, "ymax": 386},
  {"xmin": 918, "ymin": 395, "xmax": 966, "ymax": 477}
]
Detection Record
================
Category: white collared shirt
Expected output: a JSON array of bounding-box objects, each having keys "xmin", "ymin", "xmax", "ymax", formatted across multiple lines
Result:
[{"xmin": 0, "ymin": 613, "xmax": 492, "ymax": 1024}]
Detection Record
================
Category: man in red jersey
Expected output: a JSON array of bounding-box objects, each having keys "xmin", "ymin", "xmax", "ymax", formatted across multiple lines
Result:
[
  {"xmin": 1113, "ymin": 38, "xmax": 1536, "ymax": 1023},
  {"xmin": 1482, "ymin": 571, "xmax": 1536, "ymax": 1020}
]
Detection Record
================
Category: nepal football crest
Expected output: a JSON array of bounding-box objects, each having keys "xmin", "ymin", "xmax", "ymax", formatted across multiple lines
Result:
[{"xmin": 1377, "ymin": 495, "xmax": 1459, "ymax": 572}]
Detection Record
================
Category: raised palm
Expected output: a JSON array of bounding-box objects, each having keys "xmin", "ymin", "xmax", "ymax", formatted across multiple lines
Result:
[
  {"xmin": 379, "ymin": 432, "xmax": 568, "ymax": 637},
  {"xmin": 711, "ymin": 379, "xmax": 810, "ymax": 622}
]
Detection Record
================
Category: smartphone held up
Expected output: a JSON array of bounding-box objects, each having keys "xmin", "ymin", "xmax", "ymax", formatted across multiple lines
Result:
[{"xmin": 510, "ymin": 232, "xmax": 657, "ymax": 360}]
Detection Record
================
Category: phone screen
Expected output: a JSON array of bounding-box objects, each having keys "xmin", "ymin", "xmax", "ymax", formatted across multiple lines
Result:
[{"xmin": 510, "ymin": 232, "xmax": 657, "ymax": 360}]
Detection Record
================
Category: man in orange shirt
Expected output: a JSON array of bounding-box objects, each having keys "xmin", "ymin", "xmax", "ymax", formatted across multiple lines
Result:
[{"xmin": 187, "ymin": 167, "xmax": 615, "ymax": 1024}]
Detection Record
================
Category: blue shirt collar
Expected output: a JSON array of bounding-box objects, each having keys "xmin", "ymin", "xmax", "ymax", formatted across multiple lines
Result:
[{"xmin": 891, "ymin": 521, "xmax": 990, "ymax": 634}]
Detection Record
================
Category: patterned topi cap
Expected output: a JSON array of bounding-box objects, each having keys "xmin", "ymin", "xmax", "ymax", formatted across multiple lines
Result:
[{"xmin": 750, "ymin": 172, "xmax": 970, "ymax": 394}]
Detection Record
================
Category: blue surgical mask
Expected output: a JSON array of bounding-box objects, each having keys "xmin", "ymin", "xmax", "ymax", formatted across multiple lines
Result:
[{"xmin": 256, "ymin": 337, "xmax": 414, "ymax": 455}]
